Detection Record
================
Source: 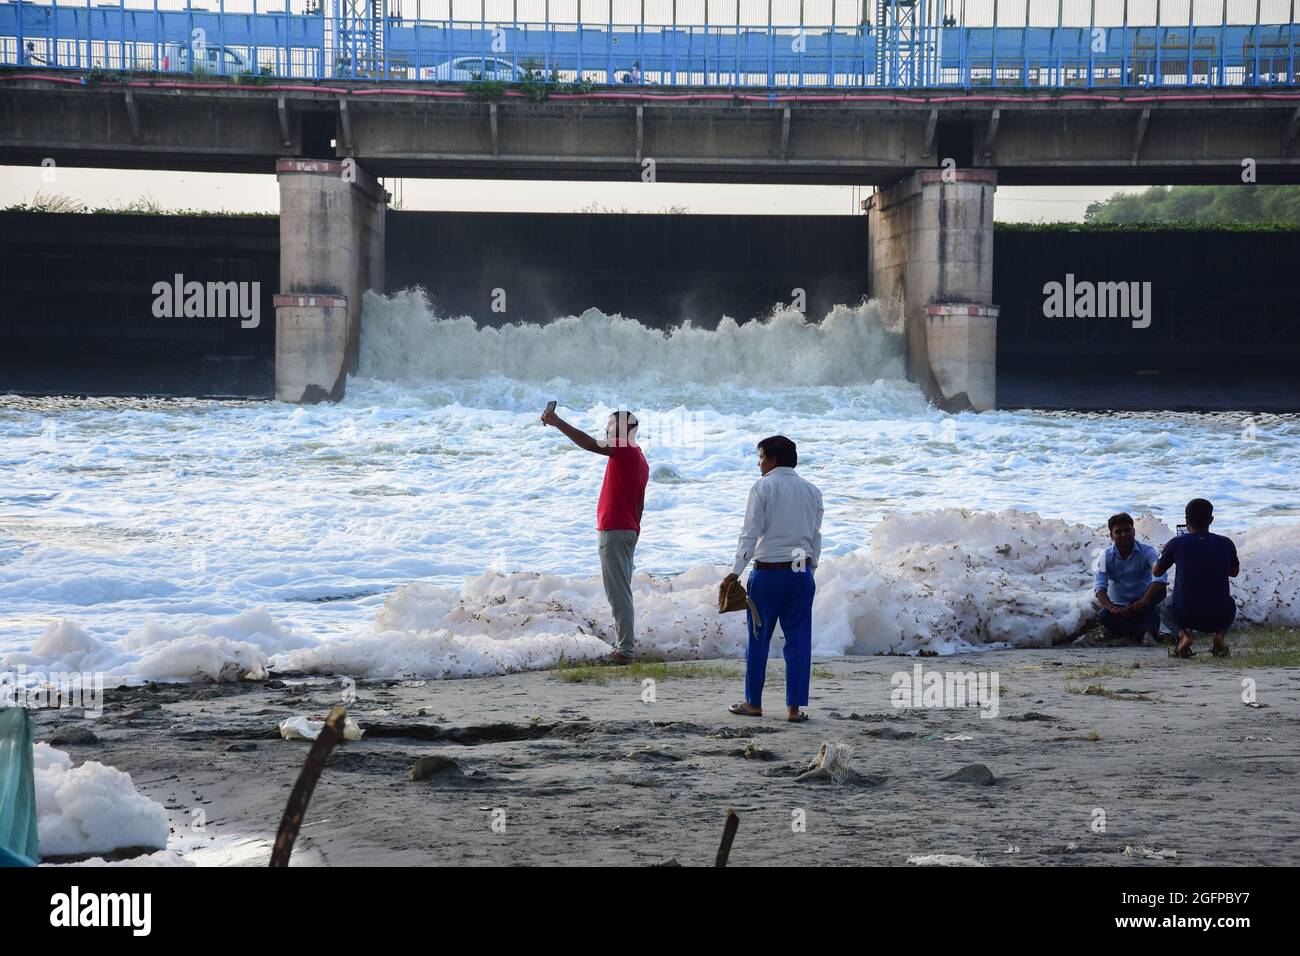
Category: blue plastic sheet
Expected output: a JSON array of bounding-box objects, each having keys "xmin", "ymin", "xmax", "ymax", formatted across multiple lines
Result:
[{"xmin": 0, "ymin": 707, "xmax": 39, "ymax": 865}]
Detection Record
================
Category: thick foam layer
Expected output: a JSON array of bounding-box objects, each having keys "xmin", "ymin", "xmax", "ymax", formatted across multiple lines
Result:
[
  {"xmin": 34, "ymin": 743, "xmax": 170, "ymax": 858},
  {"xmin": 2, "ymin": 294, "xmax": 1297, "ymax": 683},
  {"xmin": 281, "ymin": 510, "xmax": 1300, "ymax": 680}
]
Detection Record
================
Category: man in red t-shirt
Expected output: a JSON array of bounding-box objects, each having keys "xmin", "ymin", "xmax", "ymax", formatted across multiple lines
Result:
[{"xmin": 541, "ymin": 406, "xmax": 649, "ymax": 664}]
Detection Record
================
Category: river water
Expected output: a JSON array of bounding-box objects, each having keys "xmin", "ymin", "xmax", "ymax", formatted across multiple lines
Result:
[{"xmin": 2, "ymin": 290, "xmax": 1297, "ymax": 681}]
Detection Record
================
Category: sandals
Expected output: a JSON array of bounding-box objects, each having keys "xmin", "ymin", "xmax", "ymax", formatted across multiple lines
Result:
[
  {"xmin": 788, "ymin": 712, "xmax": 809, "ymax": 723},
  {"xmin": 1168, "ymin": 643, "xmax": 1196, "ymax": 659},
  {"xmin": 1211, "ymin": 643, "xmax": 1231, "ymax": 658},
  {"xmin": 728, "ymin": 702, "xmax": 762, "ymax": 717}
]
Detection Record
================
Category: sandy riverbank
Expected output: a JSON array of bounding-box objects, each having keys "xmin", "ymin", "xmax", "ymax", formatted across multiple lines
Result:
[{"xmin": 30, "ymin": 631, "xmax": 1300, "ymax": 867}]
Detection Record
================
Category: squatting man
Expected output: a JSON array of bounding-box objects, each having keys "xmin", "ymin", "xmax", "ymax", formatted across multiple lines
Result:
[{"xmin": 1094, "ymin": 499, "xmax": 1240, "ymax": 659}]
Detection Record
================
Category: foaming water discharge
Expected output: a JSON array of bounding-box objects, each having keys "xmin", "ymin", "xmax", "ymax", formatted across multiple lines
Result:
[{"xmin": 358, "ymin": 288, "xmax": 906, "ymax": 388}]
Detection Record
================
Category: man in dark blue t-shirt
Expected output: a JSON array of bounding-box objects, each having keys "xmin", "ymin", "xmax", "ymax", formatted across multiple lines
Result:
[{"xmin": 1153, "ymin": 498, "xmax": 1240, "ymax": 659}]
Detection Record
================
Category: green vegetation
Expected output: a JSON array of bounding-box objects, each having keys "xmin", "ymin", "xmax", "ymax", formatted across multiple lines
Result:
[
  {"xmin": 1187, "ymin": 626, "xmax": 1300, "ymax": 669},
  {"xmin": 553, "ymin": 661, "xmax": 743, "ymax": 684},
  {"xmin": 1085, "ymin": 184, "xmax": 1300, "ymax": 226},
  {"xmin": 1063, "ymin": 662, "xmax": 1140, "ymax": 681},
  {"xmin": 995, "ymin": 219, "xmax": 1299, "ymax": 233},
  {"xmin": 553, "ymin": 660, "xmax": 836, "ymax": 685},
  {"xmin": 468, "ymin": 78, "xmax": 508, "ymax": 101},
  {"xmin": 1066, "ymin": 682, "xmax": 1153, "ymax": 701}
]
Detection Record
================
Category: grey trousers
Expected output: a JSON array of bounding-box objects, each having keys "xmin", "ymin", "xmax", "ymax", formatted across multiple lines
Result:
[{"xmin": 598, "ymin": 530, "xmax": 639, "ymax": 655}]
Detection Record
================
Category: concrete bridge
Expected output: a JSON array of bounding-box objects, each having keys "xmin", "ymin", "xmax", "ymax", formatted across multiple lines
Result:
[{"xmin": 3, "ymin": 0, "xmax": 1299, "ymax": 410}]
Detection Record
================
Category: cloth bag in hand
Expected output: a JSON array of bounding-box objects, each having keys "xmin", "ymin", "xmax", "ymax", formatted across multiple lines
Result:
[
  {"xmin": 718, "ymin": 577, "xmax": 748, "ymax": 613},
  {"xmin": 718, "ymin": 577, "xmax": 763, "ymax": 630}
]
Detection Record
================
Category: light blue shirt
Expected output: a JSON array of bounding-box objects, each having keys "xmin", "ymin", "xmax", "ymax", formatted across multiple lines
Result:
[
  {"xmin": 1094, "ymin": 541, "xmax": 1167, "ymax": 605},
  {"xmin": 732, "ymin": 467, "xmax": 824, "ymax": 577}
]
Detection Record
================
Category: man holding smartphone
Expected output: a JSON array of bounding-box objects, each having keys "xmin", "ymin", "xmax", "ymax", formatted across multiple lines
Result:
[{"xmin": 541, "ymin": 405, "xmax": 648, "ymax": 664}]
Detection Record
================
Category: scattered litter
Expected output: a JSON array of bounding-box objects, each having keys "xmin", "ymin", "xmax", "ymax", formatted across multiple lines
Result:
[
  {"xmin": 1006, "ymin": 712, "xmax": 1056, "ymax": 722},
  {"xmin": 1245, "ymin": 702, "xmax": 1267, "ymax": 709},
  {"xmin": 279, "ymin": 716, "xmax": 364, "ymax": 741},
  {"xmin": 795, "ymin": 740, "xmax": 881, "ymax": 786},
  {"xmin": 943, "ymin": 734, "xmax": 975, "ymax": 742},
  {"xmin": 1004, "ymin": 845, "xmax": 1020, "ymax": 854},
  {"xmin": 736, "ymin": 741, "xmax": 774, "ymax": 761},
  {"xmin": 1244, "ymin": 736, "xmax": 1274, "ymax": 742},
  {"xmin": 906, "ymin": 853, "xmax": 985, "ymax": 867},
  {"xmin": 1124, "ymin": 845, "xmax": 1177, "ymax": 860}
]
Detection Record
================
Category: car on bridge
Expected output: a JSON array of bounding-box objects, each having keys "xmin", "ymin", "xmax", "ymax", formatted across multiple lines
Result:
[
  {"xmin": 162, "ymin": 43, "xmax": 251, "ymax": 76},
  {"xmin": 418, "ymin": 56, "xmax": 527, "ymax": 82}
]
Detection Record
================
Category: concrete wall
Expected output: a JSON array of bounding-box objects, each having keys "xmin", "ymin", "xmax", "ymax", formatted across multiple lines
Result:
[
  {"xmin": 4, "ymin": 209, "xmax": 1299, "ymax": 411},
  {"xmin": 385, "ymin": 211, "xmax": 868, "ymax": 329},
  {"xmin": 866, "ymin": 169, "xmax": 997, "ymax": 410},
  {"xmin": 6, "ymin": 80, "xmax": 1300, "ymax": 185},
  {"xmin": 276, "ymin": 159, "xmax": 387, "ymax": 402},
  {"xmin": 0, "ymin": 211, "xmax": 276, "ymax": 397}
]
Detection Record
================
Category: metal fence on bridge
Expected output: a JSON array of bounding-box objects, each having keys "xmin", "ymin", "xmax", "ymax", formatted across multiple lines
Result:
[{"xmin": 0, "ymin": 0, "xmax": 1296, "ymax": 89}]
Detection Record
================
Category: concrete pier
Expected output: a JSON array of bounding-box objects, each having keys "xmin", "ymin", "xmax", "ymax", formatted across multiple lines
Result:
[
  {"xmin": 276, "ymin": 159, "xmax": 387, "ymax": 403},
  {"xmin": 866, "ymin": 169, "xmax": 998, "ymax": 411}
]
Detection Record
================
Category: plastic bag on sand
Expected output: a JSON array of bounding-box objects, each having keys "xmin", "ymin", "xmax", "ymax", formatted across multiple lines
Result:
[
  {"xmin": 278, "ymin": 716, "xmax": 364, "ymax": 742},
  {"xmin": 795, "ymin": 740, "xmax": 857, "ymax": 784}
]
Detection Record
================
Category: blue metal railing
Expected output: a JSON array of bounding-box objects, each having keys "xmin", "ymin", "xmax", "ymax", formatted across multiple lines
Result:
[{"xmin": 1, "ymin": 1, "xmax": 1296, "ymax": 90}]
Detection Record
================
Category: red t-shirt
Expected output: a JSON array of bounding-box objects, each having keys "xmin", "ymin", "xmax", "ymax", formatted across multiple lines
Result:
[{"xmin": 597, "ymin": 443, "xmax": 649, "ymax": 532}]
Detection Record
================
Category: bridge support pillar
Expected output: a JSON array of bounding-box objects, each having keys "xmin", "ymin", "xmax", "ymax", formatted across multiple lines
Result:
[
  {"xmin": 275, "ymin": 159, "xmax": 387, "ymax": 403},
  {"xmin": 866, "ymin": 169, "xmax": 998, "ymax": 411}
]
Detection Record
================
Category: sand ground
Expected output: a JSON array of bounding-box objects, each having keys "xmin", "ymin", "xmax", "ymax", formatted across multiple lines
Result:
[{"xmin": 33, "ymin": 639, "xmax": 1300, "ymax": 867}]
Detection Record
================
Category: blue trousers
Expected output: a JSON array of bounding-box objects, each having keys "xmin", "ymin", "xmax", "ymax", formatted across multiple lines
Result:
[
  {"xmin": 1097, "ymin": 597, "xmax": 1164, "ymax": 638},
  {"xmin": 744, "ymin": 567, "xmax": 815, "ymax": 709}
]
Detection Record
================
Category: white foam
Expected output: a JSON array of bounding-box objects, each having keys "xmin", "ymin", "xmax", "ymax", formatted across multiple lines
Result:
[
  {"xmin": 283, "ymin": 509, "xmax": 1300, "ymax": 679},
  {"xmin": 359, "ymin": 290, "xmax": 906, "ymax": 391},
  {"xmin": 2, "ymin": 295, "xmax": 1298, "ymax": 682},
  {"xmin": 33, "ymin": 742, "xmax": 170, "ymax": 858}
]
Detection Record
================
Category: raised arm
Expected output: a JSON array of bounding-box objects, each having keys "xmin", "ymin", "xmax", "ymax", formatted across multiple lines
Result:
[{"xmin": 542, "ymin": 408, "xmax": 613, "ymax": 456}]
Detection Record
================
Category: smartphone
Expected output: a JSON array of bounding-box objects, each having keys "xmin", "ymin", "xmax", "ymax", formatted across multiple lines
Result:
[
  {"xmin": 1176, "ymin": 524, "xmax": 1188, "ymax": 536},
  {"xmin": 543, "ymin": 400, "xmax": 557, "ymax": 419}
]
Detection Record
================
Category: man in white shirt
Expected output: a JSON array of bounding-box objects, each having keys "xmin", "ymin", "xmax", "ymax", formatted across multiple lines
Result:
[{"xmin": 722, "ymin": 435, "xmax": 823, "ymax": 722}]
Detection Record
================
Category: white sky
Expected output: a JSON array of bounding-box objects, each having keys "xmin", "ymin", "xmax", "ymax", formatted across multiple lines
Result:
[{"xmin": 0, "ymin": 166, "xmax": 1144, "ymax": 219}]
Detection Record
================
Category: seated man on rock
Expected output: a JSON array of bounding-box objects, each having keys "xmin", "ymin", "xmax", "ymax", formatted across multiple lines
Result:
[{"xmin": 1093, "ymin": 512, "xmax": 1167, "ymax": 646}]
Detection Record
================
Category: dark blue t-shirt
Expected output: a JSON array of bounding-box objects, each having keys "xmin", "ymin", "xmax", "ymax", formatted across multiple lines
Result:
[{"xmin": 1158, "ymin": 532, "xmax": 1239, "ymax": 630}]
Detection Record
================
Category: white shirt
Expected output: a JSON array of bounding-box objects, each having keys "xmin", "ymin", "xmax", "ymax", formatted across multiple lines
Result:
[{"xmin": 732, "ymin": 467, "xmax": 824, "ymax": 576}]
